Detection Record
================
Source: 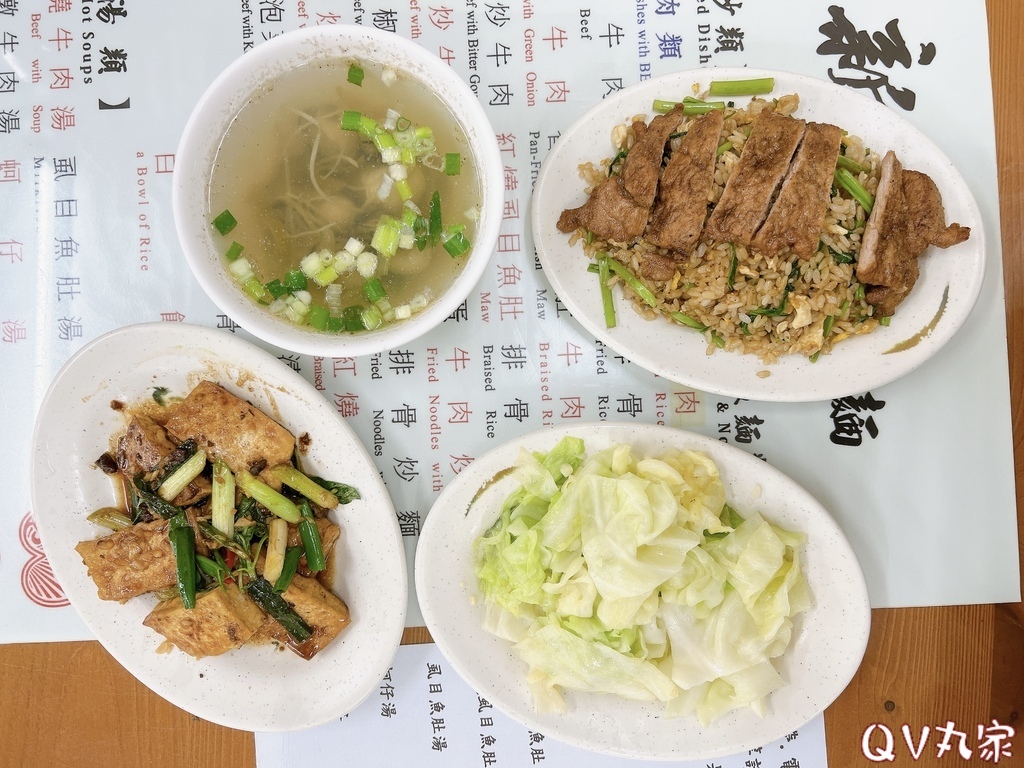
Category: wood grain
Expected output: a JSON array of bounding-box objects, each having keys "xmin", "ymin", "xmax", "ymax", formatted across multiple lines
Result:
[
  {"xmin": 0, "ymin": 641, "xmax": 254, "ymax": 768},
  {"xmin": 1, "ymin": 3, "xmax": 1020, "ymax": 767}
]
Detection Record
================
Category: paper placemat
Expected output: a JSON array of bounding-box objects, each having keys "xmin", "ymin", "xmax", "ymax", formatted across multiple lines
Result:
[
  {"xmin": 0, "ymin": 0, "xmax": 1016, "ymax": 651},
  {"xmin": 255, "ymin": 642, "xmax": 828, "ymax": 768}
]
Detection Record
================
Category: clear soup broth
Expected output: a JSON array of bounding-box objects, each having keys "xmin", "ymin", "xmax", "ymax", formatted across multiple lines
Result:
[{"xmin": 208, "ymin": 58, "xmax": 479, "ymax": 332}]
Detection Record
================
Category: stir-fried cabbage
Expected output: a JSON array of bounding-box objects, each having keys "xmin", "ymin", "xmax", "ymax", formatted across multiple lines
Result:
[{"xmin": 472, "ymin": 437, "xmax": 812, "ymax": 725}]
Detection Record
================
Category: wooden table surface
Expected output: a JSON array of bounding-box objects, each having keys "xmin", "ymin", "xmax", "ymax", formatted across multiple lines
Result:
[{"xmin": 3, "ymin": 3, "xmax": 1021, "ymax": 767}]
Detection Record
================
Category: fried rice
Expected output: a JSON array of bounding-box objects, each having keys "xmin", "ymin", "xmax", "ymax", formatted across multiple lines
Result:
[{"xmin": 567, "ymin": 94, "xmax": 882, "ymax": 364}]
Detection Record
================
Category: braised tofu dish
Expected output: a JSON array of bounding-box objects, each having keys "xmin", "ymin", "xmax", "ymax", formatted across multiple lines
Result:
[{"xmin": 76, "ymin": 380, "xmax": 359, "ymax": 660}]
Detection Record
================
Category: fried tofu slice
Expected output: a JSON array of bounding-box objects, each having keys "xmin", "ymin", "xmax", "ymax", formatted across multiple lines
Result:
[
  {"xmin": 703, "ymin": 111, "xmax": 806, "ymax": 247},
  {"xmin": 117, "ymin": 414, "xmax": 177, "ymax": 477},
  {"xmin": 258, "ymin": 575, "xmax": 351, "ymax": 660},
  {"xmin": 163, "ymin": 381, "xmax": 295, "ymax": 489},
  {"xmin": 143, "ymin": 583, "xmax": 266, "ymax": 658},
  {"xmin": 114, "ymin": 416, "xmax": 211, "ymax": 507},
  {"xmin": 75, "ymin": 519, "xmax": 177, "ymax": 601}
]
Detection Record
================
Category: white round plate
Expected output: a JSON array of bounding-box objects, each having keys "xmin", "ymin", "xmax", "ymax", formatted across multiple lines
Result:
[
  {"xmin": 416, "ymin": 423, "xmax": 870, "ymax": 760},
  {"xmin": 532, "ymin": 68, "xmax": 985, "ymax": 402},
  {"xmin": 30, "ymin": 323, "xmax": 407, "ymax": 732}
]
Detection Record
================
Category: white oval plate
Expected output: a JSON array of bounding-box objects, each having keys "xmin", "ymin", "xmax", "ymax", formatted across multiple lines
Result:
[
  {"xmin": 30, "ymin": 323, "xmax": 407, "ymax": 732},
  {"xmin": 532, "ymin": 68, "xmax": 985, "ymax": 402},
  {"xmin": 416, "ymin": 423, "xmax": 870, "ymax": 760}
]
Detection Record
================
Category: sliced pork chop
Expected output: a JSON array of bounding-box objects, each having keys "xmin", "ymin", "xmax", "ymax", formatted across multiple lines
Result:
[
  {"xmin": 750, "ymin": 121, "xmax": 843, "ymax": 258},
  {"xmin": 556, "ymin": 178, "xmax": 650, "ymax": 243},
  {"xmin": 557, "ymin": 108, "xmax": 683, "ymax": 243},
  {"xmin": 702, "ymin": 111, "xmax": 806, "ymax": 247},
  {"xmin": 856, "ymin": 151, "xmax": 970, "ymax": 316},
  {"xmin": 619, "ymin": 108, "xmax": 684, "ymax": 208},
  {"xmin": 645, "ymin": 109, "xmax": 724, "ymax": 254},
  {"xmin": 901, "ymin": 169, "xmax": 970, "ymax": 251}
]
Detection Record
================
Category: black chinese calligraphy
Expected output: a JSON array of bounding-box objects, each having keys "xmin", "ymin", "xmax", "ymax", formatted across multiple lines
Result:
[
  {"xmin": 817, "ymin": 5, "xmax": 937, "ymax": 110},
  {"xmin": 829, "ymin": 392, "xmax": 885, "ymax": 446}
]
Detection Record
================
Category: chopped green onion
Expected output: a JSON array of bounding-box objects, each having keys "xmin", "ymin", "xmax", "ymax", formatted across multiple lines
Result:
[
  {"xmin": 444, "ymin": 152, "xmax": 462, "ymax": 176},
  {"xmin": 343, "ymin": 305, "xmax": 366, "ymax": 331},
  {"xmin": 666, "ymin": 311, "xmax": 708, "ymax": 331},
  {"xmin": 394, "ymin": 177, "xmax": 413, "ymax": 201},
  {"xmin": 834, "ymin": 167, "xmax": 874, "ymax": 214},
  {"xmin": 347, "ymin": 64, "xmax": 364, "ymax": 86},
  {"xmin": 707, "ymin": 77, "xmax": 775, "ymax": 96},
  {"xmin": 400, "ymin": 205, "xmax": 419, "ymax": 227},
  {"xmin": 373, "ymin": 130, "xmax": 398, "ymax": 154},
  {"xmin": 327, "ymin": 315, "xmax": 345, "ymax": 333},
  {"xmin": 363, "ymin": 277, "xmax": 387, "ymax": 304},
  {"xmin": 411, "ymin": 214, "xmax": 429, "ymax": 250},
  {"xmin": 442, "ymin": 230, "xmax": 471, "ymax": 258},
  {"xmin": 307, "ymin": 304, "xmax": 329, "ymax": 331},
  {"xmin": 263, "ymin": 517, "xmax": 289, "ymax": 585},
  {"xmin": 157, "ymin": 448, "xmax": 207, "ymax": 502},
  {"xmin": 87, "ymin": 508, "xmax": 133, "ymax": 531},
  {"xmin": 608, "ymin": 149, "xmax": 628, "ymax": 176},
  {"xmin": 748, "ymin": 299, "xmax": 789, "ymax": 317},
  {"xmin": 283, "ymin": 268, "xmax": 308, "ymax": 292},
  {"xmin": 836, "ymin": 154, "xmax": 870, "ymax": 174},
  {"xmin": 727, "ymin": 243, "xmax": 738, "ymax": 289},
  {"xmin": 361, "ymin": 304, "xmax": 383, "ymax": 330},
  {"xmin": 587, "ymin": 258, "xmax": 706, "ymax": 332},
  {"xmin": 716, "ymin": 141, "xmax": 733, "ymax": 156},
  {"xmin": 428, "ymin": 191, "xmax": 442, "ymax": 246},
  {"xmin": 823, "ymin": 315, "xmax": 835, "ymax": 338},
  {"xmin": 131, "ymin": 476, "xmax": 185, "ymax": 521},
  {"xmin": 371, "ymin": 215, "xmax": 401, "ymax": 257},
  {"xmin": 270, "ymin": 465, "xmax": 340, "ymax": 509},
  {"xmin": 167, "ymin": 512, "xmax": 197, "ymax": 610},
  {"xmin": 235, "ymin": 469, "xmax": 301, "ymax": 524},
  {"xmin": 597, "ymin": 254, "xmax": 616, "ymax": 329},
  {"xmin": 212, "ymin": 209, "xmax": 237, "ymax": 236},
  {"xmin": 243, "ymin": 278, "xmax": 268, "ymax": 302},
  {"xmin": 358, "ymin": 114, "xmax": 380, "ymax": 139},
  {"xmin": 245, "ymin": 577, "xmax": 312, "ymax": 643},
  {"xmin": 298, "ymin": 501, "xmax": 326, "ymax": 573},
  {"xmin": 264, "ymin": 279, "xmax": 289, "ymax": 299},
  {"xmin": 826, "ymin": 244, "xmax": 854, "ymax": 264},
  {"xmin": 211, "ymin": 460, "xmax": 236, "ymax": 537},
  {"xmin": 274, "ymin": 547, "xmax": 303, "ymax": 593},
  {"xmin": 340, "ymin": 110, "xmax": 362, "ymax": 131},
  {"xmin": 879, "ymin": 315, "xmax": 891, "ymax": 326},
  {"xmin": 652, "ymin": 98, "xmax": 725, "ymax": 114},
  {"xmin": 300, "ymin": 250, "xmax": 340, "ymax": 287},
  {"xmin": 310, "ymin": 476, "xmax": 361, "ymax": 505},
  {"xmin": 196, "ymin": 554, "xmax": 230, "ymax": 586},
  {"xmin": 225, "ymin": 241, "xmax": 244, "ymax": 261}
]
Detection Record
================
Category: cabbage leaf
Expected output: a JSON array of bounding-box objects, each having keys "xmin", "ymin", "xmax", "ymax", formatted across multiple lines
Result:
[{"xmin": 473, "ymin": 437, "xmax": 811, "ymax": 724}]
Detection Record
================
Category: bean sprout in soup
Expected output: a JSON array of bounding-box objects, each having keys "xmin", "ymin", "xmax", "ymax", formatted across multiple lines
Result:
[{"xmin": 208, "ymin": 58, "xmax": 479, "ymax": 333}]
